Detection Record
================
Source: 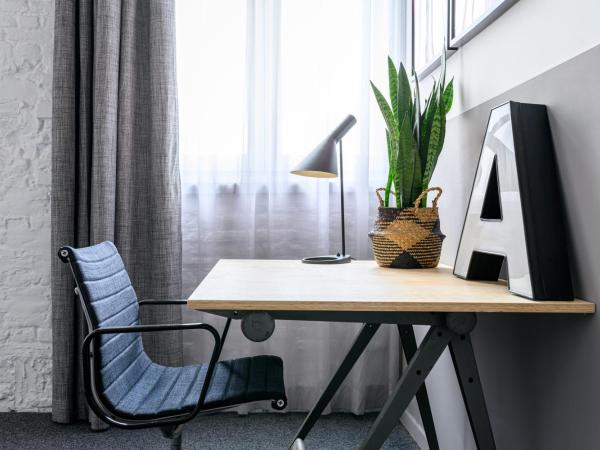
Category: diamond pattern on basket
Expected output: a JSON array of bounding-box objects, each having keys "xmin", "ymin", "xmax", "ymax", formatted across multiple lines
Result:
[{"xmin": 386, "ymin": 219, "xmax": 430, "ymax": 250}]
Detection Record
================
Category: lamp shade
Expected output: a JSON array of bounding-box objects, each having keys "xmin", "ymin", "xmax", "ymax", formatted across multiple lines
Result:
[
  {"xmin": 290, "ymin": 137, "xmax": 338, "ymax": 178},
  {"xmin": 290, "ymin": 115, "xmax": 357, "ymax": 179}
]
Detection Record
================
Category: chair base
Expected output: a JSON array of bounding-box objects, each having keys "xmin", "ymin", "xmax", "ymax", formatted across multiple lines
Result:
[
  {"xmin": 161, "ymin": 425, "xmax": 184, "ymax": 450},
  {"xmin": 169, "ymin": 433, "xmax": 182, "ymax": 450}
]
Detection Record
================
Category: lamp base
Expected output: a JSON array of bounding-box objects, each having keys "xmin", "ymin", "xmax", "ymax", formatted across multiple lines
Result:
[{"xmin": 301, "ymin": 254, "xmax": 352, "ymax": 264}]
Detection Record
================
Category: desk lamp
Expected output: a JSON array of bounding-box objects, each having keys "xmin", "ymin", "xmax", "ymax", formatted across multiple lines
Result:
[{"xmin": 291, "ymin": 115, "xmax": 357, "ymax": 264}]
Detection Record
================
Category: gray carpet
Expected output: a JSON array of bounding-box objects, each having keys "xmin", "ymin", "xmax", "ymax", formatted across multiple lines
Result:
[{"xmin": 0, "ymin": 412, "xmax": 420, "ymax": 449}]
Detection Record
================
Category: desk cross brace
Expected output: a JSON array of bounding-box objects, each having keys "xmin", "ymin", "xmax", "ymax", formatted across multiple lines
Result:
[
  {"xmin": 398, "ymin": 324, "xmax": 439, "ymax": 450},
  {"xmin": 285, "ymin": 312, "xmax": 495, "ymax": 450}
]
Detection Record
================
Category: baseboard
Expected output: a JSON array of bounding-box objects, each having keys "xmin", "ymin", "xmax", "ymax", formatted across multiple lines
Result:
[{"xmin": 401, "ymin": 410, "xmax": 428, "ymax": 450}]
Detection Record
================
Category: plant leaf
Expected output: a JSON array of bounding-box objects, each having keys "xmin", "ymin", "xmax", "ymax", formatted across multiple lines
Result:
[
  {"xmin": 435, "ymin": 102, "xmax": 447, "ymax": 174},
  {"xmin": 387, "ymin": 129, "xmax": 402, "ymax": 208},
  {"xmin": 440, "ymin": 47, "xmax": 447, "ymax": 92},
  {"xmin": 372, "ymin": 77, "xmax": 402, "ymax": 205},
  {"xmin": 385, "ymin": 172, "xmax": 393, "ymax": 208},
  {"xmin": 429, "ymin": 113, "xmax": 446, "ymax": 193},
  {"xmin": 396, "ymin": 112, "xmax": 418, "ymax": 208},
  {"xmin": 423, "ymin": 80, "xmax": 436, "ymax": 115},
  {"xmin": 394, "ymin": 181, "xmax": 402, "ymax": 209},
  {"xmin": 420, "ymin": 82, "xmax": 438, "ymax": 169},
  {"xmin": 422, "ymin": 98, "xmax": 444, "ymax": 189},
  {"xmin": 411, "ymin": 146, "xmax": 423, "ymax": 207},
  {"xmin": 416, "ymin": 49, "xmax": 449, "ymax": 198},
  {"xmin": 388, "ymin": 57, "xmax": 399, "ymax": 121},
  {"xmin": 412, "ymin": 69, "xmax": 421, "ymax": 133},
  {"xmin": 442, "ymin": 78, "xmax": 454, "ymax": 114},
  {"xmin": 397, "ymin": 63, "xmax": 412, "ymax": 130},
  {"xmin": 385, "ymin": 129, "xmax": 396, "ymax": 207},
  {"xmin": 370, "ymin": 81, "xmax": 398, "ymax": 142}
]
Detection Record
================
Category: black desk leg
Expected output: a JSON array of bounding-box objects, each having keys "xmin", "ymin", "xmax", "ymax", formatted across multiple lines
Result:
[
  {"xmin": 449, "ymin": 333, "xmax": 496, "ymax": 450},
  {"xmin": 360, "ymin": 327, "xmax": 451, "ymax": 450},
  {"xmin": 291, "ymin": 323, "xmax": 381, "ymax": 445},
  {"xmin": 398, "ymin": 325, "xmax": 440, "ymax": 450}
]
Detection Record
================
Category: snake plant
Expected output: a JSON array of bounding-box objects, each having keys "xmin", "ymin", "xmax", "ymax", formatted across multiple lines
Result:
[{"xmin": 370, "ymin": 51, "xmax": 453, "ymax": 208}]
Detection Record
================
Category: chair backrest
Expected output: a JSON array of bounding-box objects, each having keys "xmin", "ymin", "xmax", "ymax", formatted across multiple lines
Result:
[{"xmin": 59, "ymin": 241, "xmax": 152, "ymax": 409}]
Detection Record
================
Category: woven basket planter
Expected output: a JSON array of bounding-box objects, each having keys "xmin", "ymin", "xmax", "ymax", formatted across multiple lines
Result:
[{"xmin": 369, "ymin": 187, "xmax": 445, "ymax": 269}]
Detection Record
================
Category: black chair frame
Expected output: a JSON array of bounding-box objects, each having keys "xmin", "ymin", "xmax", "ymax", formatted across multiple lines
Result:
[{"xmin": 58, "ymin": 249, "xmax": 247, "ymax": 448}]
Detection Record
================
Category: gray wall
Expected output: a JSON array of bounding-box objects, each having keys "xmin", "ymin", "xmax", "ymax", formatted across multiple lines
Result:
[{"xmin": 430, "ymin": 43, "xmax": 600, "ymax": 450}]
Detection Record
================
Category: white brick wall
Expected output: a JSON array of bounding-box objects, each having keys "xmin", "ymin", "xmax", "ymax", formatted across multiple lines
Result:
[{"xmin": 0, "ymin": 0, "xmax": 53, "ymax": 412}]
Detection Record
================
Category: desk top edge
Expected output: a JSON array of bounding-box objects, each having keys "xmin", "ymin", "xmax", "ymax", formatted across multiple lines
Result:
[
  {"xmin": 187, "ymin": 259, "xmax": 595, "ymax": 314},
  {"xmin": 186, "ymin": 299, "xmax": 595, "ymax": 314}
]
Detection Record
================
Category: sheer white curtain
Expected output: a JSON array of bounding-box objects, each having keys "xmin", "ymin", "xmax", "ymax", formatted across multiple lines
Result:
[
  {"xmin": 176, "ymin": 0, "xmax": 409, "ymax": 413},
  {"xmin": 413, "ymin": 0, "xmax": 446, "ymax": 71}
]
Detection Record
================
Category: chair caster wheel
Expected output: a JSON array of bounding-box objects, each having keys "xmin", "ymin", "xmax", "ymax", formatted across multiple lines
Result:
[{"xmin": 272, "ymin": 398, "xmax": 287, "ymax": 410}]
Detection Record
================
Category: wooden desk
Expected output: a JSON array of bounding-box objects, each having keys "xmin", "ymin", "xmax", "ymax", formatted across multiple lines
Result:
[
  {"xmin": 189, "ymin": 260, "xmax": 594, "ymax": 314},
  {"xmin": 188, "ymin": 260, "xmax": 594, "ymax": 450}
]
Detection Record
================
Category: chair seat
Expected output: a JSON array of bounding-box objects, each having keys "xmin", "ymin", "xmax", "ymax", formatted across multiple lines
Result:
[{"xmin": 110, "ymin": 355, "xmax": 286, "ymax": 418}]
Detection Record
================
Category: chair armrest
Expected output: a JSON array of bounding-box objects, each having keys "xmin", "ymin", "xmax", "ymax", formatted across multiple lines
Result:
[
  {"xmin": 83, "ymin": 322, "xmax": 220, "ymax": 339},
  {"xmin": 82, "ymin": 322, "xmax": 221, "ymax": 425},
  {"xmin": 138, "ymin": 299, "xmax": 188, "ymax": 307}
]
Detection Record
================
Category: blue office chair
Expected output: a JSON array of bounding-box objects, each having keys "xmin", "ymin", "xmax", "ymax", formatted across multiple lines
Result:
[{"xmin": 58, "ymin": 241, "xmax": 287, "ymax": 449}]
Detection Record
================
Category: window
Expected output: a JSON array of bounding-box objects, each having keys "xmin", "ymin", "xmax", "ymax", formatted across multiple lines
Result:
[
  {"xmin": 413, "ymin": 0, "xmax": 446, "ymax": 74},
  {"xmin": 413, "ymin": 0, "xmax": 518, "ymax": 78},
  {"xmin": 453, "ymin": 0, "xmax": 505, "ymax": 37}
]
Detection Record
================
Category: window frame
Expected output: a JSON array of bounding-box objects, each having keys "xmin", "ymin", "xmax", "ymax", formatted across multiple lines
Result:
[{"xmin": 413, "ymin": 0, "xmax": 519, "ymax": 79}]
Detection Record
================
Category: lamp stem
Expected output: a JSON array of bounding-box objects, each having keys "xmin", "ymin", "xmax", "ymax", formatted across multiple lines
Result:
[{"xmin": 339, "ymin": 139, "xmax": 346, "ymax": 256}]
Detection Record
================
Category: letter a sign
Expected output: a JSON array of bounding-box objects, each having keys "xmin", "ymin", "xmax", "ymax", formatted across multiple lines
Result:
[{"xmin": 454, "ymin": 102, "xmax": 573, "ymax": 300}]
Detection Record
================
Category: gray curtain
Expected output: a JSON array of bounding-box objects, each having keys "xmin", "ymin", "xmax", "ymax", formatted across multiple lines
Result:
[{"xmin": 51, "ymin": 0, "xmax": 182, "ymax": 428}]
